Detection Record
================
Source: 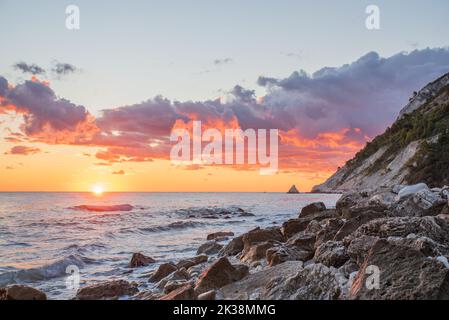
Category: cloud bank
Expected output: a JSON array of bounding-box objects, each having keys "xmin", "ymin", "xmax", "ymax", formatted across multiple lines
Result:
[{"xmin": 1, "ymin": 48, "xmax": 449, "ymax": 172}]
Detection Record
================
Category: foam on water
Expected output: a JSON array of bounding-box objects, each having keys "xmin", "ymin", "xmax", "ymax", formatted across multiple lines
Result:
[{"xmin": 0, "ymin": 192, "xmax": 340, "ymax": 299}]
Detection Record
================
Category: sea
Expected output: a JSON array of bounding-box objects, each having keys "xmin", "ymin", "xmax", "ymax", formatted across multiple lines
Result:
[{"xmin": 0, "ymin": 192, "xmax": 341, "ymax": 299}]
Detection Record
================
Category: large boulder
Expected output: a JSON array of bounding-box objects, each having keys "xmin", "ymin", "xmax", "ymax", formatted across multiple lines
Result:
[
  {"xmin": 300, "ymin": 202, "xmax": 326, "ymax": 217},
  {"xmin": 286, "ymin": 232, "xmax": 316, "ymax": 252},
  {"xmin": 392, "ymin": 188, "xmax": 446, "ymax": 217},
  {"xmin": 156, "ymin": 268, "xmax": 190, "ymax": 289},
  {"xmin": 314, "ymin": 241, "xmax": 349, "ymax": 268},
  {"xmin": 129, "ymin": 252, "xmax": 156, "ymax": 268},
  {"xmin": 219, "ymin": 235, "xmax": 244, "ymax": 256},
  {"xmin": 350, "ymin": 239, "xmax": 449, "ymax": 299},
  {"xmin": 194, "ymin": 257, "xmax": 249, "ymax": 294},
  {"xmin": 75, "ymin": 280, "xmax": 138, "ymax": 300},
  {"xmin": 220, "ymin": 261, "xmax": 303, "ymax": 299},
  {"xmin": 314, "ymin": 218, "xmax": 345, "ymax": 249},
  {"xmin": 0, "ymin": 285, "xmax": 47, "ymax": 300},
  {"xmin": 262, "ymin": 263, "xmax": 342, "ymax": 300},
  {"xmin": 397, "ymin": 183, "xmax": 429, "ymax": 200},
  {"xmin": 149, "ymin": 263, "xmax": 178, "ymax": 282}
]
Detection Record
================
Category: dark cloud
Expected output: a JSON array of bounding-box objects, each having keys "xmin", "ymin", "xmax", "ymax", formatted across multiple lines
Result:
[
  {"xmin": 214, "ymin": 58, "xmax": 233, "ymax": 65},
  {"xmin": 0, "ymin": 76, "xmax": 8, "ymax": 96},
  {"xmin": 0, "ymin": 79, "xmax": 93, "ymax": 138},
  {"xmin": 4, "ymin": 145, "xmax": 41, "ymax": 155},
  {"xmin": 52, "ymin": 62, "xmax": 78, "ymax": 77},
  {"xmin": 13, "ymin": 62, "xmax": 46, "ymax": 75}
]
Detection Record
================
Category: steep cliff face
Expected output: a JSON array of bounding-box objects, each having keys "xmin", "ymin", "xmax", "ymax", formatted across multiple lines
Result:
[{"xmin": 313, "ymin": 72, "xmax": 449, "ymax": 193}]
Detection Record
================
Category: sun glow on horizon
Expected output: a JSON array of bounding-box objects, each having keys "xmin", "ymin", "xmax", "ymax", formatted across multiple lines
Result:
[{"xmin": 91, "ymin": 185, "xmax": 105, "ymax": 196}]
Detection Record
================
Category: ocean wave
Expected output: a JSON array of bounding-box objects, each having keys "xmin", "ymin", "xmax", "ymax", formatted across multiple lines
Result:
[
  {"xmin": 70, "ymin": 204, "xmax": 134, "ymax": 212},
  {"xmin": 0, "ymin": 254, "xmax": 90, "ymax": 287},
  {"xmin": 175, "ymin": 206, "xmax": 255, "ymax": 219}
]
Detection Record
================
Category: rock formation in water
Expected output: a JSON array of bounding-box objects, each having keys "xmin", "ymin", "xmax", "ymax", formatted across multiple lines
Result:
[{"xmin": 288, "ymin": 185, "xmax": 299, "ymax": 194}]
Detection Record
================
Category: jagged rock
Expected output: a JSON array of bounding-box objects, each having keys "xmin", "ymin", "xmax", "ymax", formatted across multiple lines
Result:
[
  {"xmin": 164, "ymin": 280, "xmax": 194, "ymax": 294},
  {"xmin": 133, "ymin": 291, "xmax": 161, "ymax": 300},
  {"xmin": 177, "ymin": 255, "xmax": 208, "ymax": 269},
  {"xmin": 349, "ymin": 216, "xmax": 449, "ymax": 245},
  {"xmin": 197, "ymin": 241, "xmax": 223, "ymax": 255},
  {"xmin": 286, "ymin": 232, "xmax": 316, "ymax": 251},
  {"xmin": 207, "ymin": 231, "xmax": 234, "ymax": 240},
  {"xmin": 281, "ymin": 210, "xmax": 337, "ymax": 239},
  {"xmin": 242, "ymin": 227, "xmax": 284, "ymax": 248},
  {"xmin": 194, "ymin": 257, "xmax": 249, "ymax": 295},
  {"xmin": 0, "ymin": 285, "xmax": 47, "ymax": 300},
  {"xmin": 157, "ymin": 268, "xmax": 190, "ymax": 289},
  {"xmin": 314, "ymin": 218, "xmax": 345, "ymax": 249},
  {"xmin": 219, "ymin": 235, "xmax": 244, "ymax": 256},
  {"xmin": 262, "ymin": 263, "xmax": 342, "ymax": 300},
  {"xmin": 339, "ymin": 259, "xmax": 359, "ymax": 279},
  {"xmin": 300, "ymin": 202, "xmax": 326, "ymax": 217},
  {"xmin": 129, "ymin": 252, "xmax": 156, "ymax": 268},
  {"xmin": 288, "ymin": 185, "xmax": 299, "ymax": 194},
  {"xmin": 346, "ymin": 235, "xmax": 378, "ymax": 266},
  {"xmin": 220, "ymin": 261, "xmax": 303, "ymax": 299},
  {"xmin": 314, "ymin": 241, "xmax": 349, "ymax": 268},
  {"xmin": 159, "ymin": 284, "xmax": 195, "ymax": 300},
  {"xmin": 350, "ymin": 239, "xmax": 449, "ymax": 299},
  {"xmin": 149, "ymin": 263, "xmax": 178, "ymax": 282},
  {"xmin": 75, "ymin": 280, "xmax": 138, "ymax": 300},
  {"xmin": 334, "ymin": 210, "xmax": 386, "ymax": 241},
  {"xmin": 240, "ymin": 241, "xmax": 279, "ymax": 263},
  {"xmin": 197, "ymin": 290, "xmax": 216, "ymax": 300},
  {"xmin": 266, "ymin": 244, "xmax": 313, "ymax": 266}
]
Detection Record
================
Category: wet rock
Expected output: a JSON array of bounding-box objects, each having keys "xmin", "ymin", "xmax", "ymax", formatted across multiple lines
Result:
[
  {"xmin": 197, "ymin": 290, "xmax": 216, "ymax": 300},
  {"xmin": 314, "ymin": 241, "xmax": 349, "ymax": 268},
  {"xmin": 262, "ymin": 263, "xmax": 342, "ymax": 300},
  {"xmin": 350, "ymin": 239, "xmax": 449, "ymax": 299},
  {"xmin": 197, "ymin": 241, "xmax": 223, "ymax": 255},
  {"xmin": 219, "ymin": 235, "xmax": 244, "ymax": 256},
  {"xmin": 129, "ymin": 252, "xmax": 156, "ymax": 268},
  {"xmin": 159, "ymin": 284, "xmax": 195, "ymax": 300},
  {"xmin": 177, "ymin": 255, "xmax": 208, "ymax": 269},
  {"xmin": 266, "ymin": 244, "xmax": 313, "ymax": 267},
  {"xmin": 0, "ymin": 285, "xmax": 47, "ymax": 300},
  {"xmin": 149, "ymin": 263, "xmax": 178, "ymax": 282},
  {"xmin": 300, "ymin": 202, "xmax": 326, "ymax": 217},
  {"xmin": 207, "ymin": 231, "xmax": 234, "ymax": 240},
  {"xmin": 194, "ymin": 257, "xmax": 249, "ymax": 295},
  {"xmin": 76, "ymin": 280, "xmax": 138, "ymax": 300}
]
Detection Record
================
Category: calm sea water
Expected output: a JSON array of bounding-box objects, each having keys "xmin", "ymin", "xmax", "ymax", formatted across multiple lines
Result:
[{"xmin": 0, "ymin": 192, "xmax": 341, "ymax": 299}]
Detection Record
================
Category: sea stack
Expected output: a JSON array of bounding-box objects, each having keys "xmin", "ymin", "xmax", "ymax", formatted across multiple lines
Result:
[{"xmin": 287, "ymin": 185, "xmax": 299, "ymax": 194}]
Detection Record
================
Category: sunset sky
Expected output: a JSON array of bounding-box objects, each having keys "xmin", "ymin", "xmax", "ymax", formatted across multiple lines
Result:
[{"xmin": 1, "ymin": 0, "xmax": 449, "ymax": 192}]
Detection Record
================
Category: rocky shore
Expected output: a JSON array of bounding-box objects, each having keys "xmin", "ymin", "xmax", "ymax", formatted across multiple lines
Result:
[{"xmin": 3, "ymin": 183, "xmax": 449, "ymax": 300}]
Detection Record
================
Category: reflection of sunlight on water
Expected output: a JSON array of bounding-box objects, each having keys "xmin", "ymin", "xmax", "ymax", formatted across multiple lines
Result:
[{"xmin": 0, "ymin": 192, "xmax": 341, "ymax": 298}]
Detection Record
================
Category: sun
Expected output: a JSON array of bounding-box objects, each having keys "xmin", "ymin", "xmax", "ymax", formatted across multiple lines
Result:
[{"xmin": 91, "ymin": 185, "xmax": 104, "ymax": 196}]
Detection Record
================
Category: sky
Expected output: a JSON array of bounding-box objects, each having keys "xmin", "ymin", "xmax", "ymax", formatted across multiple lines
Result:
[{"xmin": 0, "ymin": 0, "xmax": 449, "ymax": 192}]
